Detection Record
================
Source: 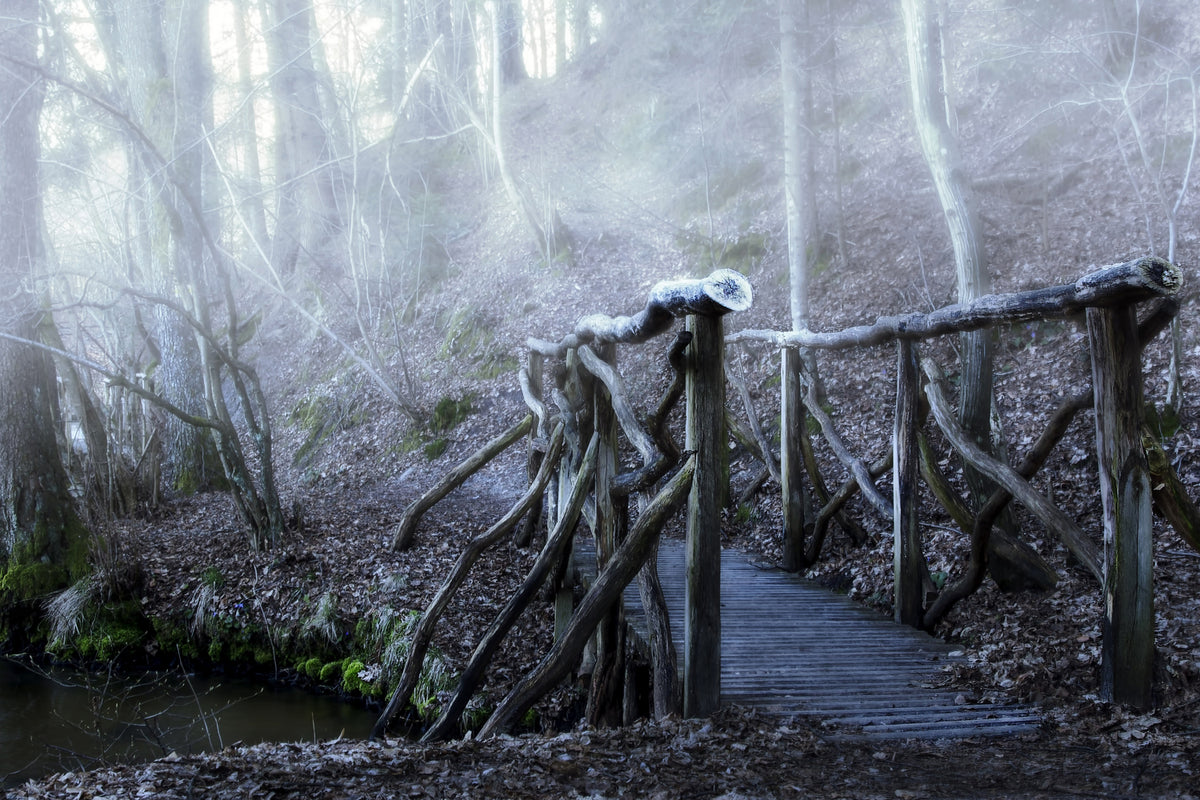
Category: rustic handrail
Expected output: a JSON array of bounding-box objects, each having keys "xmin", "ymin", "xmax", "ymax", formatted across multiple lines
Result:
[
  {"xmin": 529, "ymin": 268, "xmax": 753, "ymax": 356},
  {"xmin": 728, "ymin": 257, "xmax": 1180, "ymax": 350}
]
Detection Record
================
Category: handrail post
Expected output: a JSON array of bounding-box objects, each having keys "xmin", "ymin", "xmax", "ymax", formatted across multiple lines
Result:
[
  {"xmin": 685, "ymin": 312, "xmax": 725, "ymax": 718},
  {"xmin": 780, "ymin": 346, "xmax": 807, "ymax": 571},
  {"xmin": 893, "ymin": 340, "xmax": 924, "ymax": 626},
  {"xmin": 1087, "ymin": 305, "xmax": 1154, "ymax": 709}
]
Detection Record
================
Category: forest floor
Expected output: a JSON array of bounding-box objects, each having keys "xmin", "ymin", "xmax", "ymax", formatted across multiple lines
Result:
[{"xmin": 10, "ymin": 1, "xmax": 1200, "ymax": 798}]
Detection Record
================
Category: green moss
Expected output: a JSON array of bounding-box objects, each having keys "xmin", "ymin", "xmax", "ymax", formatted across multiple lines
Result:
[
  {"xmin": 341, "ymin": 659, "xmax": 367, "ymax": 693},
  {"xmin": 200, "ymin": 565, "xmax": 225, "ymax": 589},
  {"xmin": 76, "ymin": 622, "xmax": 145, "ymax": 662},
  {"xmin": 423, "ymin": 438, "xmax": 448, "ymax": 460},
  {"xmin": 319, "ymin": 659, "xmax": 345, "ymax": 684},
  {"xmin": 521, "ymin": 707, "xmax": 539, "ymax": 730},
  {"xmin": 152, "ymin": 619, "xmax": 200, "ymax": 660},
  {"xmin": 302, "ymin": 657, "xmax": 324, "ymax": 681},
  {"xmin": 431, "ymin": 395, "xmax": 473, "ymax": 433},
  {"xmin": 0, "ymin": 562, "xmax": 69, "ymax": 602}
]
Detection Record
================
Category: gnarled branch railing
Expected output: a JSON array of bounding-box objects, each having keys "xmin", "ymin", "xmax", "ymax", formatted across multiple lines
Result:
[
  {"xmin": 374, "ymin": 269, "xmax": 752, "ymax": 740},
  {"xmin": 730, "ymin": 256, "xmax": 1182, "ymax": 710}
]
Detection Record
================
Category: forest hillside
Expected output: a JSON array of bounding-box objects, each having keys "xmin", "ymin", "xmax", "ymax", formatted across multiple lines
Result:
[{"xmin": 4, "ymin": 0, "xmax": 1200, "ymax": 796}]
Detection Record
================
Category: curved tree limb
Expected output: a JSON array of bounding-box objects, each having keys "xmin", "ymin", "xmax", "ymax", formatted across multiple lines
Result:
[
  {"xmin": 477, "ymin": 456, "xmax": 696, "ymax": 739},
  {"xmin": 922, "ymin": 360, "xmax": 1103, "ymax": 583},
  {"xmin": 800, "ymin": 375, "xmax": 893, "ymax": 521},
  {"xmin": 389, "ymin": 415, "xmax": 534, "ymax": 551},
  {"xmin": 422, "ymin": 432, "xmax": 600, "ymax": 741},
  {"xmin": 372, "ymin": 425, "xmax": 564, "ymax": 739}
]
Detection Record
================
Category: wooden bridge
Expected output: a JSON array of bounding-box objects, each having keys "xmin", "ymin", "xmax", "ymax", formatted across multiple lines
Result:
[
  {"xmin": 611, "ymin": 540, "xmax": 1041, "ymax": 739},
  {"xmin": 376, "ymin": 260, "xmax": 1182, "ymax": 741}
]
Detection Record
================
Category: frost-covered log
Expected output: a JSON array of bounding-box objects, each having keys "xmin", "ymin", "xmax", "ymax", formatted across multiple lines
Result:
[
  {"xmin": 529, "ymin": 268, "xmax": 752, "ymax": 357},
  {"xmin": 728, "ymin": 257, "xmax": 1181, "ymax": 351}
]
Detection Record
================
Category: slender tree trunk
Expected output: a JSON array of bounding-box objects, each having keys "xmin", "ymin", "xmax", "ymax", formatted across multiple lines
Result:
[
  {"xmin": 0, "ymin": 0, "xmax": 88, "ymax": 604},
  {"xmin": 109, "ymin": 0, "xmax": 224, "ymax": 496},
  {"xmin": 497, "ymin": 0, "xmax": 528, "ymax": 85},
  {"xmin": 264, "ymin": 0, "xmax": 344, "ymax": 274},
  {"xmin": 233, "ymin": 0, "xmax": 271, "ymax": 261},
  {"xmin": 901, "ymin": 0, "xmax": 1047, "ymax": 590},
  {"xmin": 780, "ymin": 0, "xmax": 817, "ymax": 566}
]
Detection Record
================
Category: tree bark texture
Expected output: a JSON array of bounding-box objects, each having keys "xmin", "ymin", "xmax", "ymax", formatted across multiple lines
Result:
[
  {"xmin": 780, "ymin": 347, "xmax": 808, "ymax": 571},
  {"xmin": 586, "ymin": 343, "xmax": 624, "ymax": 728},
  {"xmin": 1088, "ymin": 306, "xmax": 1155, "ymax": 709},
  {"xmin": 0, "ymin": 0, "xmax": 87, "ymax": 599},
  {"xmin": 893, "ymin": 341, "xmax": 925, "ymax": 626},
  {"xmin": 685, "ymin": 314, "xmax": 724, "ymax": 718}
]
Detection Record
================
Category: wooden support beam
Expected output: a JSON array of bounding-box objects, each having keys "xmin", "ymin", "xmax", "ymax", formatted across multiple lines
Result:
[
  {"xmin": 780, "ymin": 346, "xmax": 807, "ymax": 571},
  {"xmin": 588, "ymin": 342, "xmax": 625, "ymax": 727},
  {"xmin": 517, "ymin": 352, "xmax": 546, "ymax": 547},
  {"xmin": 893, "ymin": 340, "xmax": 924, "ymax": 627},
  {"xmin": 1088, "ymin": 305, "xmax": 1155, "ymax": 709},
  {"xmin": 685, "ymin": 313, "xmax": 724, "ymax": 718}
]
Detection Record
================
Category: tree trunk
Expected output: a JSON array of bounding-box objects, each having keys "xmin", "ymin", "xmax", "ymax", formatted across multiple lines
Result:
[
  {"xmin": 264, "ymin": 0, "xmax": 344, "ymax": 275},
  {"xmin": 233, "ymin": 0, "xmax": 271, "ymax": 262},
  {"xmin": 109, "ymin": 0, "xmax": 224, "ymax": 496},
  {"xmin": 901, "ymin": 0, "xmax": 1023, "ymax": 587},
  {"xmin": 497, "ymin": 0, "xmax": 528, "ymax": 85},
  {"xmin": 0, "ymin": 0, "xmax": 88, "ymax": 606}
]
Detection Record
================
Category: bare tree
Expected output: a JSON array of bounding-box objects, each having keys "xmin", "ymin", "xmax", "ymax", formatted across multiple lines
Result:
[
  {"xmin": 0, "ymin": 0, "xmax": 88, "ymax": 601},
  {"xmin": 263, "ymin": 0, "xmax": 346, "ymax": 275},
  {"xmin": 901, "ymin": 0, "xmax": 1053, "ymax": 591}
]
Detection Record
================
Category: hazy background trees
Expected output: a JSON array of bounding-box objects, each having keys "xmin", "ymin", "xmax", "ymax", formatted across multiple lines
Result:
[{"xmin": 1, "ymin": 0, "xmax": 1193, "ymax": 579}]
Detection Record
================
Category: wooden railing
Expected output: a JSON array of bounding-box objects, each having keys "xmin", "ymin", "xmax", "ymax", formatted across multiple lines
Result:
[
  {"xmin": 730, "ymin": 256, "xmax": 1182, "ymax": 709},
  {"xmin": 375, "ymin": 257, "xmax": 1182, "ymax": 742},
  {"xmin": 374, "ymin": 268, "xmax": 752, "ymax": 739}
]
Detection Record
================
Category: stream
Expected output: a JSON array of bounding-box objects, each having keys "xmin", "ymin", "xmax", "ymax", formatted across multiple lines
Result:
[{"xmin": 1, "ymin": 657, "xmax": 377, "ymax": 789}]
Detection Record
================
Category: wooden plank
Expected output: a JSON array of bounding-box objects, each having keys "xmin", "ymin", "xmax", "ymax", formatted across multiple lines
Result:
[{"xmin": 604, "ymin": 538, "xmax": 1039, "ymax": 739}]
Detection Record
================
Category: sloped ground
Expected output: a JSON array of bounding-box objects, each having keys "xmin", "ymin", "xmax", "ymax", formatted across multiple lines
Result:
[{"xmin": 13, "ymin": 1, "xmax": 1200, "ymax": 796}]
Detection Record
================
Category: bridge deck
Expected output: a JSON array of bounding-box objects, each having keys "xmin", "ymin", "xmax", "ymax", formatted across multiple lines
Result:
[{"xmin": 585, "ymin": 539, "xmax": 1041, "ymax": 739}]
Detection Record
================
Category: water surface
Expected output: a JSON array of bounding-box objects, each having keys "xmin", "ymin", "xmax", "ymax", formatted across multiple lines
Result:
[{"xmin": 1, "ymin": 657, "xmax": 376, "ymax": 788}]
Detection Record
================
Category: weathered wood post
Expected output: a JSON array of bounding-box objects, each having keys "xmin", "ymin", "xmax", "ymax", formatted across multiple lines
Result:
[
  {"xmin": 893, "ymin": 339, "xmax": 924, "ymax": 626},
  {"xmin": 588, "ymin": 342, "xmax": 625, "ymax": 726},
  {"xmin": 780, "ymin": 346, "xmax": 807, "ymax": 571},
  {"xmin": 543, "ymin": 267, "xmax": 750, "ymax": 720},
  {"xmin": 518, "ymin": 351, "xmax": 545, "ymax": 547},
  {"xmin": 1088, "ymin": 304, "xmax": 1154, "ymax": 709},
  {"xmin": 685, "ymin": 310, "xmax": 725, "ymax": 718}
]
